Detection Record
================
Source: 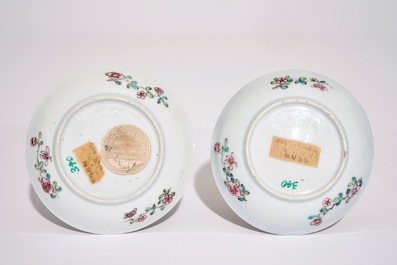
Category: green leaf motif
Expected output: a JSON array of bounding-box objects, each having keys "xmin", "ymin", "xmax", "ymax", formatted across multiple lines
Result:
[
  {"xmin": 31, "ymin": 132, "xmax": 61, "ymax": 199},
  {"xmin": 271, "ymin": 76, "xmax": 331, "ymax": 91},
  {"xmin": 295, "ymin": 77, "xmax": 307, "ymax": 84},
  {"xmin": 235, "ymin": 179, "xmax": 241, "ymax": 187},
  {"xmin": 308, "ymin": 177, "xmax": 363, "ymax": 226},
  {"xmin": 214, "ymin": 138, "xmax": 250, "ymax": 202},
  {"xmin": 106, "ymin": 72, "xmax": 170, "ymax": 108},
  {"xmin": 346, "ymin": 188, "xmax": 351, "ymax": 196},
  {"xmin": 124, "ymin": 188, "xmax": 176, "ymax": 225},
  {"xmin": 320, "ymin": 207, "xmax": 328, "ymax": 215}
]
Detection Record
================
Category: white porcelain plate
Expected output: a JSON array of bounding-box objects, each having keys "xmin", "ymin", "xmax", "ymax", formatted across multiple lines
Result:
[
  {"xmin": 211, "ymin": 70, "xmax": 373, "ymax": 234},
  {"xmin": 26, "ymin": 68, "xmax": 194, "ymax": 234}
]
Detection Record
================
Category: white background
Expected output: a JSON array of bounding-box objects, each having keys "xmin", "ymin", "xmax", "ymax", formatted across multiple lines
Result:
[{"xmin": 1, "ymin": 0, "xmax": 396, "ymax": 264}]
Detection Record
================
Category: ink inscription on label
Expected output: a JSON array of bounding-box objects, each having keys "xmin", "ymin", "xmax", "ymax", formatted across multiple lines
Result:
[
  {"xmin": 269, "ymin": 136, "xmax": 321, "ymax": 168},
  {"xmin": 101, "ymin": 125, "xmax": 151, "ymax": 175},
  {"xmin": 73, "ymin": 142, "xmax": 105, "ymax": 184}
]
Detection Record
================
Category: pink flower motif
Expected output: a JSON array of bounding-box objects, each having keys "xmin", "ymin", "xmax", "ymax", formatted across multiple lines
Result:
[
  {"xmin": 348, "ymin": 185, "xmax": 360, "ymax": 198},
  {"xmin": 276, "ymin": 77, "xmax": 288, "ymax": 85},
  {"xmin": 225, "ymin": 152, "xmax": 237, "ymax": 169},
  {"xmin": 124, "ymin": 208, "xmax": 137, "ymax": 219},
  {"xmin": 106, "ymin": 72, "xmax": 125, "ymax": 80},
  {"xmin": 162, "ymin": 194, "xmax": 174, "ymax": 205},
  {"xmin": 137, "ymin": 91, "xmax": 147, "ymax": 99},
  {"xmin": 322, "ymin": 197, "xmax": 332, "ymax": 207},
  {"xmin": 41, "ymin": 178, "xmax": 54, "ymax": 193},
  {"xmin": 310, "ymin": 218, "xmax": 322, "ymax": 226},
  {"xmin": 40, "ymin": 146, "xmax": 52, "ymax": 166},
  {"xmin": 154, "ymin": 87, "xmax": 164, "ymax": 94},
  {"xmin": 312, "ymin": 83, "xmax": 328, "ymax": 91},
  {"xmin": 227, "ymin": 181, "xmax": 241, "ymax": 197},
  {"xmin": 214, "ymin": 142, "xmax": 221, "ymax": 153},
  {"xmin": 30, "ymin": 137, "xmax": 37, "ymax": 146},
  {"xmin": 135, "ymin": 215, "xmax": 147, "ymax": 222}
]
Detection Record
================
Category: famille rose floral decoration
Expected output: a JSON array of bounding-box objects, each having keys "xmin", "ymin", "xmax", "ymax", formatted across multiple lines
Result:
[
  {"xmin": 30, "ymin": 132, "xmax": 62, "ymax": 199},
  {"xmin": 214, "ymin": 138, "xmax": 250, "ymax": 201},
  {"xmin": 271, "ymin": 76, "xmax": 331, "ymax": 91},
  {"xmin": 105, "ymin": 72, "xmax": 169, "ymax": 108},
  {"xmin": 124, "ymin": 188, "xmax": 176, "ymax": 224},
  {"xmin": 308, "ymin": 177, "xmax": 363, "ymax": 226}
]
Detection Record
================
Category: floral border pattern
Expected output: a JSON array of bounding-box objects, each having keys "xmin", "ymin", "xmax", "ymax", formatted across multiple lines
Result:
[
  {"xmin": 271, "ymin": 76, "xmax": 331, "ymax": 91},
  {"xmin": 308, "ymin": 177, "xmax": 363, "ymax": 226},
  {"xmin": 30, "ymin": 132, "xmax": 62, "ymax": 198},
  {"xmin": 214, "ymin": 138, "xmax": 250, "ymax": 201},
  {"xmin": 124, "ymin": 188, "xmax": 176, "ymax": 224},
  {"xmin": 106, "ymin": 72, "xmax": 169, "ymax": 108}
]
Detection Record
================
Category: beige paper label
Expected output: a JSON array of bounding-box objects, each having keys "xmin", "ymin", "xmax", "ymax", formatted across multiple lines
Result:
[
  {"xmin": 101, "ymin": 125, "xmax": 151, "ymax": 175},
  {"xmin": 269, "ymin": 136, "xmax": 321, "ymax": 168},
  {"xmin": 73, "ymin": 142, "xmax": 105, "ymax": 184}
]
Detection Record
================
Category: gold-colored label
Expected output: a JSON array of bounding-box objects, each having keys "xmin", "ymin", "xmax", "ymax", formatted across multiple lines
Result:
[
  {"xmin": 73, "ymin": 142, "xmax": 105, "ymax": 184},
  {"xmin": 269, "ymin": 136, "xmax": 321, "ymax": 168},
  {"xmin": 101, "ymin": 125, "xmax": 151, "ymax": 175}
]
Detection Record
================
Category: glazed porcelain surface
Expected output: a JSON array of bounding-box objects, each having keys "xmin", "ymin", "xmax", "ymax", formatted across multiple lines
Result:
[
  {"xmin": 211, "ymin": 70, "xmax": 373, "ymax": 235},
  {"xmin": 26, "ymin": 68, "xmax": 195, "ymax": 234}
]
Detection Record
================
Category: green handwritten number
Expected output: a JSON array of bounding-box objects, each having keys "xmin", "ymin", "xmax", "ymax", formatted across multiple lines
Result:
[
  {"xmin": 66, "ymin": 156, "xmax": 80, "ymax": 173},
  {"xmin": 281, "ymin": 180, "xmax": 298, "ymax": 190},
  {"xmin": 292, "ymin": 181, "xmax": 298, "ymax": 190}
]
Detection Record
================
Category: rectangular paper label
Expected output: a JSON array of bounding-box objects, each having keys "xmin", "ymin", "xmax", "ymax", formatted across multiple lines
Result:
[
  {"xmin": 73, "ymin": 142, "xmax": 105, "ymax": 184},
  {"xmin": 269, "ymin": 136, "xmax": 321, "ymax": 168}
]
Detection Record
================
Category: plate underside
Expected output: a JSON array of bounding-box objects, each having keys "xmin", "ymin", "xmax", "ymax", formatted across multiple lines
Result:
[
  {"xmin": 54, "ymin": 95, "xmax": 163, "ymax": 204},
  {"xmin": 246, "ymin": 98, "xmax": 347, "ymax": 200}
]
